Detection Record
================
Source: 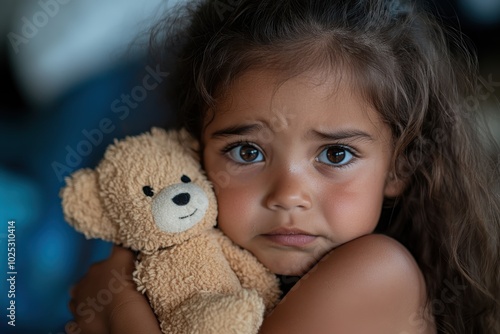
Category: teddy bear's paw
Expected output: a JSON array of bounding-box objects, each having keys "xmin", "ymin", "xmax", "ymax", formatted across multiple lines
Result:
[{"xmin": 163, "ymin": 289, "xmax": 265, "ymax": 334}]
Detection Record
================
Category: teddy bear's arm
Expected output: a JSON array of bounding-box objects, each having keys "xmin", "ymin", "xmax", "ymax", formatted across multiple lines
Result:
[{"xmin": 214, "ymin": 229, "xmax": 281, "ymax": 313}]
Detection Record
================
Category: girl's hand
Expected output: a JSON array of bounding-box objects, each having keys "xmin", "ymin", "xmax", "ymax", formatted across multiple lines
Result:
[{"xmin": 65, "ymin": 245, "xmax": 162, "ymax": 334}]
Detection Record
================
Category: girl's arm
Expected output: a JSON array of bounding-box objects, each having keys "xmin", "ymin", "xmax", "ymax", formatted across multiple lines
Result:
[
  {"xmin": 67, "ymin": 235, "xmax": 432, "ymax": 334},
  {"xmin": 66, "ymin": 246, "xmax": 162, "ymax": 334},
  {"xmin": 259, "ymin": 234, "xmax": 434, "ymax": 334}
]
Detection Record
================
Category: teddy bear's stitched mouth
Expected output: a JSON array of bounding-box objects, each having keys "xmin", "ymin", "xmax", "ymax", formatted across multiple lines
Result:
[{"xmin": 179, "ymin": 209, "xmax": 198, "ymax": 219}]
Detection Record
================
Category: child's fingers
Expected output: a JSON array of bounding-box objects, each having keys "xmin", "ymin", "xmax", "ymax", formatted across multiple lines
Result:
[
  {"xmin": 65, "ymin": 245, "xmax": 139, "ymax": 333},
  {"xmin": 109, "ymin": 245, "xmax": 136, "ymax": 266},
  {"xmin": 64, "ymin": 317, "xmax": 106, "ymax": 334},
  {"xmin": 110, "ymin": 244, "xmax": 127, "ymax": 256},
  {"xmin": 64, "ymin": 320, "xmax": 80, "ymax": 334}
]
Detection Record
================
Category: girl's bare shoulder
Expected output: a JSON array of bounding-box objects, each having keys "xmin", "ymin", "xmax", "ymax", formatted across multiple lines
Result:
[{"xmin": 260, "ymin": 234, "xmax": 435, "ymax": 334}]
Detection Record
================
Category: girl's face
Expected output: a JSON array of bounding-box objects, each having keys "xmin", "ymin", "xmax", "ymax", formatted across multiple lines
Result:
[{"xmin": 202, "ymin": 70, "xmax": 402, "ymax": 275}]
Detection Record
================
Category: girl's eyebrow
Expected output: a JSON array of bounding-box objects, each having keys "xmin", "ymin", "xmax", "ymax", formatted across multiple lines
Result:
[
  {"xmin": 308, "ymin": 129, "xmax": 374, "ymax": 142},
  {"xmin": 210, "ymin": 123, "xmax": 263, "ymax": 138}
]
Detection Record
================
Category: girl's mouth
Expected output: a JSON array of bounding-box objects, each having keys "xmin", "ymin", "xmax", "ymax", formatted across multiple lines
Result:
[{"xmin": 262, "ymin": 228, "xmax": 317, "ymax": 247}]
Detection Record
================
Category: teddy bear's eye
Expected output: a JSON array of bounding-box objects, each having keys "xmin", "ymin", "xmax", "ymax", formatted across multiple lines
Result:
[
  {"xmin": 143, "ymin": 186, "xmax": 154, "ymax": 197},
  {"xmin": 181, "ymin": 175, "xmax": 191, "ymax": 183}
]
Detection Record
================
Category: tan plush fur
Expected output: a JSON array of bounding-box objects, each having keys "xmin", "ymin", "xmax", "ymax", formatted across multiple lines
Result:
[{"xmin": 60, "ymin": 127, "xmax": 281, "ymax": 334}]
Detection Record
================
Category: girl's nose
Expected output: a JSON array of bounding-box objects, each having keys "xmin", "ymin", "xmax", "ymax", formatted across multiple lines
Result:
[{"xmin": 265, "ymin": 171, "xmax": 312, "ymax": 211}]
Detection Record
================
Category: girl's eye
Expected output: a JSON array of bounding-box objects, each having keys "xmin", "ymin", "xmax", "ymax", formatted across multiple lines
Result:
[
  {"xmin": 227, "ymin": 144, "xmax": 264, "ymax": 164},
  {"xmin": 316, "ymin": 146, "xmax": 354, "ymax": 166}
]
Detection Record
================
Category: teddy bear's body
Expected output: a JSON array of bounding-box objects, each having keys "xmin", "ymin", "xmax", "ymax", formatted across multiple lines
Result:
[
  {"xmin": 137, "ymin": 229, "xmax": 241, "ymax": 314},
  {"xmin": 61, "ymin": 128, "xmax": 281, "ymax": 334},
  {"xmin": 135, "ymin": 228, "xmax": 264, "ymax": 333}
]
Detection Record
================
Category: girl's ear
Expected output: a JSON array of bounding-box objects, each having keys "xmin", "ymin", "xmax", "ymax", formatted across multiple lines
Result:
[{"xmin": 383, "ymin": 172, "xmax": 406, "ymax": 198}]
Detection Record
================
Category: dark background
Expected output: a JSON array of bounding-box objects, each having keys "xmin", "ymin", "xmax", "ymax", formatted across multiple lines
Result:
[{"xmin": 0, "ymin": 0, "xmax": 499, "ymax": 332}]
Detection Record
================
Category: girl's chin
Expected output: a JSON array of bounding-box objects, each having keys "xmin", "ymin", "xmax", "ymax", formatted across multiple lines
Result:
[
  {"xmin": 268, "ymin": 261, "xmax": 315, "ymax": 276},
  {"xmin": 253, "ymin": 246, "xmax": 330, "ymax": 276}
]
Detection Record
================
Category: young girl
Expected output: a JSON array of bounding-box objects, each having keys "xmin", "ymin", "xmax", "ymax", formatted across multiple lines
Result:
[{"xmin": 65, "ymin": 0, "xmax": 500, "ymax": 333}]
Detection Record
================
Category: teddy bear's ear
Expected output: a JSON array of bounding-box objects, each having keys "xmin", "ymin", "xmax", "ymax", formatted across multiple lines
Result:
[
  {"xmin": 177, "ymin": 127, "xmax": 201, "ymax": 160},
  {"xmin": 60, "ymin": 168, "xmax": 119, "ymax": 243}
]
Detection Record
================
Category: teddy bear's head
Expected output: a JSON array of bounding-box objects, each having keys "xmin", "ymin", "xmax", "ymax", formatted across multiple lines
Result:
[{"xmin": 61, "ymin": 127, "xmax": 218, "ymax": 252}]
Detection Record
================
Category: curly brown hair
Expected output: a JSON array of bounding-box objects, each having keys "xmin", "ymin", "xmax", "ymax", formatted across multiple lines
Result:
[{"xmin": 149, "ymin": 0, "xmax": 500, "ymax": 332}]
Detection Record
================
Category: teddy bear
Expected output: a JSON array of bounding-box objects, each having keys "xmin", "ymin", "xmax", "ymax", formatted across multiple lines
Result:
[{"xmin": 60, "ymin": 127, "xmax": 281, "ymax": 334}]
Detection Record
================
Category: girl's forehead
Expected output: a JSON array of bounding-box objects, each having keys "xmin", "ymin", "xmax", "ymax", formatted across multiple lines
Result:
[
  {"xmin": 203, "ymin": 69, "xmax": 389, "ymax": 141},
  {"xmin": 216, "ymin": 68, "xmax": 373, "ymax": 117}
]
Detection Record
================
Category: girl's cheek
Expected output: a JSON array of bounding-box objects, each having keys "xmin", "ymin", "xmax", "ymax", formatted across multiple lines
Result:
[
  {"xmin": 320, "ymin": 176, "xmax": 384, "ymax": 235},
  {"xmin": 217, "ymin": 184, "xmax": 255, "ymax": 217},
  {"xmin": 216, "ymin": 186, "xmax": 258, "ymax": 245}
]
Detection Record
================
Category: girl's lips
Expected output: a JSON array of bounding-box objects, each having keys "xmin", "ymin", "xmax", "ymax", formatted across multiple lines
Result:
[{"xmin": 262, "ymin": 228, "xmax": 317, "ymax": 247}]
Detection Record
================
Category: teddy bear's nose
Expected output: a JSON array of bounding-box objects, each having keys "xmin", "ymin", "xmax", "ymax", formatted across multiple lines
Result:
[{"xmin": 172, "ymin": 193, "xmax": 190, "ymax": 206}]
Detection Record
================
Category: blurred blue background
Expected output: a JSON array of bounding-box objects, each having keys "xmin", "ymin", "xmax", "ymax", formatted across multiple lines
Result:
[
  {"xmin": 0, "ymin": 0, "xmax": 498, "ymax": 332},
  {"xmin": 0, "ymin": 1, "xmax": 181, "ymax": 332}
]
